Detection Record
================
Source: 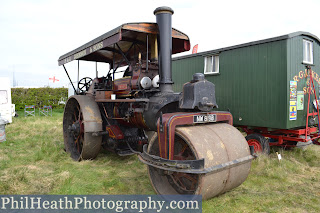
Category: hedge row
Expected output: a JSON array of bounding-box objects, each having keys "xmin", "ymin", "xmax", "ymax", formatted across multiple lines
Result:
[{"xmin": 12, "ymin": 88, "xmax": 68, "ymax": 110}]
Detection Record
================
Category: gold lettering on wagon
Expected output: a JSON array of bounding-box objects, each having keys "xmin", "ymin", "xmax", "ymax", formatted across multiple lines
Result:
[{"xmin": 292, "ymin": 69, "xmax": 319, "ymax": 95}]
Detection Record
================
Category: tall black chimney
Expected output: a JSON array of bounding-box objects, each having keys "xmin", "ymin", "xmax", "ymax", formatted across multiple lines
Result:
[{"xmin": 154, "ymin": 6, "xmax": 174, "ymax": 93}]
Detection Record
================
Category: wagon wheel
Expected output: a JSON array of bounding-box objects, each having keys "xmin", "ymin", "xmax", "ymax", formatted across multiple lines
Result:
[
  {"xmin": 63, "ymin": 96, "xmax": 102, "ymax": 161},
  {"xmin": 245, "ymin": 133, "xmax": 270, "ymax": 154},
  {"xmin": 78, "ymin": 77, "xmax": 93, "ymax": 93},
  {"xmin": 312, "ymin": 139, "xmax": 320, "ymax": 145}
]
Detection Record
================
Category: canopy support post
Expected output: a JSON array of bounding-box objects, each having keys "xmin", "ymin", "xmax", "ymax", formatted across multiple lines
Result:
[
  {"xmin": 63, "ymin": 65, "xmax": 78, "ymax": 95},
  {"xmin": 146, "ymin": 34, "xmax": 149, "ymax": 72},
  {"xmin": 96, "ymin": 62, "xmax": 98, "ymax": 78},
  {"xmin": 77, "ymin": 60, "xmax": 80, "ymax": 92}
]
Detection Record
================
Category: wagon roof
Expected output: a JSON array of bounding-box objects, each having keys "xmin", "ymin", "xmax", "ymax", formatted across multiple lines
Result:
[
  {"xmin": 58, "ymin": 22, "xmax": 190, "ymax": 66},
  {"xmin": 173, "ymin": 31, "xmax": 320, "ymax": 60}
]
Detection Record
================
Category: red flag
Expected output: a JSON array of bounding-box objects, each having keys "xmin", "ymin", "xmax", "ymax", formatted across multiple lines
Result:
[
  {"xmin": 49, "ymin": 76, "xmax": 59, "ymax": 83},
  {"xmin": 192, "ymin": 44, "xmax": 198, "ymax": 54}
]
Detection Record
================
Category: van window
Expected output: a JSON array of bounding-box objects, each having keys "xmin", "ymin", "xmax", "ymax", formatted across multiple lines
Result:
[
  {"xmin": 303, "ymin": 39, "xmax": 313, "ymax": 64},
  {"xmin": 204, "ymin": 55, "xmax": 219, "ymax": 74},
  {"xmin": 0, "ymin": 90, "xmax": 8, "ymax": 104}
]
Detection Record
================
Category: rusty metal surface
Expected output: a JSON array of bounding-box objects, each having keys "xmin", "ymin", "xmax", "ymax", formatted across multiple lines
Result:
[
  {"xmin": 63, "ymin": 95, "xmax": 102, "ymax": 161},
  {"xmin": 198, "ymin": 123, "xmax": 251, "ymax": 198},
  {"xmin": 147, "ymin": 123, "xmax": 251, "ymax": 200},
  {"xmin": 95, "ymin": 91, "xmax": 113, "ymax": 100},
  {"xmin": 156, "ymin": 111, "xmax": 233, "ymax": 159},
  {"xmin": 112, "ymin": 103, "xmax": 149, "ymax": 129},
  {"xmin": 106, "ymin": 125, "xmax": 124, "ymax": 139},
  {"xmin": 71, "ymin": 95, "xmax": 103, "ymax": 133},
  {"xmin": 139, "ymin": 145, "xmax": 253, "ymax": 173},
  {"xmin": 58, "ymin": 23, "xmax": 190, "ymax": 66},
  {"xmin": 112, "ymin": 77, "xmax": 131, "ymax": 96}
]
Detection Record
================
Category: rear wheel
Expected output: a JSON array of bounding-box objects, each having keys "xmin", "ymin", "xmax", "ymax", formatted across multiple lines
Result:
[
  {"xmin": 245, "ymin": 133, "xmax": 270, "ymax": 154},
  {"xmin": 63, "ymin": 96, "xmax": 102, "ymax": 161}
]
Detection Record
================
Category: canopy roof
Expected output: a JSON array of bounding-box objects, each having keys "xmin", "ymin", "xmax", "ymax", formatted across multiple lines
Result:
[{"xmin": 58, "ymin": 22, "xmax": 190, "ymax": 66}]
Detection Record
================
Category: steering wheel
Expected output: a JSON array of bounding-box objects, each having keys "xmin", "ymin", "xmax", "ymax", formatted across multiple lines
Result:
[{"xmin": 78, "ymin": 77, "xmax": 93, "ymax": 93}]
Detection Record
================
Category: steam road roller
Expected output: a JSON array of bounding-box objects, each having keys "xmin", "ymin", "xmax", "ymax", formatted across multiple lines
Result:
[{"xmin": 58, "ymin": 6, "xmax": 255, "ymax": 199}]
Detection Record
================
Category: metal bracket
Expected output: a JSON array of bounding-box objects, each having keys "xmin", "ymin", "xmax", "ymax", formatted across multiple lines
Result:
[
  {"xmin": 92, "ymin": 131, "xmax": 109, "ymax": 137},
  {"xmin": 137, "ymin": 145, "xmax": 255, "ymax": 174},
  {"xmin": 159, "ymin": 111, "xmax": 164, "ymax": 132},
  {"xmin": 139, "ymin": 145, "xmax": 204, "ymax": 170}
]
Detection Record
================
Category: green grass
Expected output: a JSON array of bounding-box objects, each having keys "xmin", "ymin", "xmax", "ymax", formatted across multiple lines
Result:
[
  {"xmin": 0, "ymin": 111, "xmax": 153, "ymax": 195},
  {"xmin": 0, "ymin": 111, "xmax": 320, "ymax": 212},
  {"xmin": 203, "ymin": 149, "xmax": 320, "ymax": 213}
]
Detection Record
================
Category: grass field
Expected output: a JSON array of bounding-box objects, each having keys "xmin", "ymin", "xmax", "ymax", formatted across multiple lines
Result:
[{"xmin": 0, "ymin": 110, "xmax": 319, "ymax": 212}]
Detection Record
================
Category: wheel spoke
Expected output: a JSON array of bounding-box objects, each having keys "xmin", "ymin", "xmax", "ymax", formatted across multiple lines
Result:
[
  {"xmin": 177, "ymin": 144, "xmax": 188, "ymax": 156},
  {"xmin": 74, "ymin": 135, "xmax": 80, "ymax": 152},
  {"xmin": 166, "ymin": 135, "xmax": 199, "ymax": 193},
  {"xmin": 77, "ymin": 141, "xmax": 80, "ymax": 153},
  {"xmin": 170, "ymin": 174, "xmax": 187, "ymax": 191},
  {"xmin": 77, "ymin": 106, "xmax": 81, "ymax": 120},
  {"xmin": 73, "ymin": 110, "xmax": 77, "ymax": 120},
  {"xmin": 75, "ymin": 135, "xmax": 80, "ymax": 144},
  {"xmin": 181, "ymin": 173, "xmax": 197, "ymax": 187},
  {"xmin": 170, "ymin": 173, "xmax": 196, "ymax": 192}
]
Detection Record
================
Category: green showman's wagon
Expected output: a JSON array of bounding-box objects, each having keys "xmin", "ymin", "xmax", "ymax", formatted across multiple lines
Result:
[{"xmin": 172, "ymin": 32, "xmax": 320, "ymax": 153}]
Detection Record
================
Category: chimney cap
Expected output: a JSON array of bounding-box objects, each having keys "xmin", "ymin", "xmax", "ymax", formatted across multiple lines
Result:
[{"xmin": 154, "ymin": 6, "xmax": 174, "ymax": 15}]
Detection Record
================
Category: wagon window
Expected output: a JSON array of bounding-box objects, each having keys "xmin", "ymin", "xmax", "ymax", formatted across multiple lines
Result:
[
  {"xmin": 0, "ymin": 90, "xmax": 8, "ymax": 104},
  {"xmin": 303, "ymin": 39, "xmax": 313, "ymax": 64},
  {"xmin": 204, "ymin": 55, "xmax": 219, "ymax": 74}
]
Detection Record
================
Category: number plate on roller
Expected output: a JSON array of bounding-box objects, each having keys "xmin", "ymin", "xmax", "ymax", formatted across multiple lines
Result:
[{"xmin": 193, "ymin": 114, "xmax": 216, "ymax": 123}]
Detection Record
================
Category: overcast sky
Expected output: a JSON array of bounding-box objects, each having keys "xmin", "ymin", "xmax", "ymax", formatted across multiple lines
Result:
[{"xmin": 1, "ymin": 0, "xmax": 320, "ymax": 88}]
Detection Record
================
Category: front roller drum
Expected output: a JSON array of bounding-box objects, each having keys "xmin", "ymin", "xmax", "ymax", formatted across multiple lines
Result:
[{"xmin": 147, "ymin": 123, "xmax": 251, "ymax": 200}]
